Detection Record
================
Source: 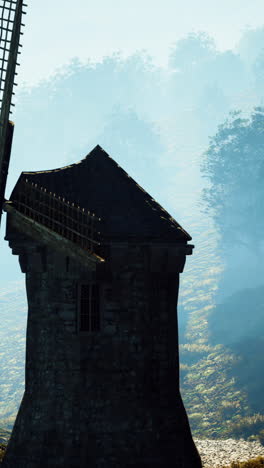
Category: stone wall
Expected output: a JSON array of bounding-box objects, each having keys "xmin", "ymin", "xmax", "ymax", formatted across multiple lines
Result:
[{"xmin": 3, "ymin": 218, "xmax": 201, "ymax": 467}]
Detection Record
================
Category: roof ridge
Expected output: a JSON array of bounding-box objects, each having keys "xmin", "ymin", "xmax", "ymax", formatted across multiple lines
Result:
[{"xmin": 14, "ymin": 145, "xmax": 192, "ymax": 241}]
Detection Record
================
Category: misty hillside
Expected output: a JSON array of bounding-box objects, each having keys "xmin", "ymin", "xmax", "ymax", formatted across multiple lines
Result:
[
  {"xmin": 208, "ymin": 285, "xmax": 264, "ymax": 415},
  {"xmin": 0, "ymin": 285, "xmax": 26, "ymax": 431},
  {"xmin": 209, "ymin": 286, "xmax": 264, "ymax": 348}
]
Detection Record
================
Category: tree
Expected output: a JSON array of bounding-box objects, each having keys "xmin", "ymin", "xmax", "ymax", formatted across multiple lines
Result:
[
  {"xmin": 253, "ymin": 50, "xmax": 264, "ymax": 97},
  {"xmin": 169, "ymin": 31, "xmax": 216, "ymax": 71},
  {"xmin": 236, "ymin": 26, "xmax": 264, "ymax": 68},
  {"xmin": 200, "ymin": 107, "xmax": 264, "ymax": 256}
]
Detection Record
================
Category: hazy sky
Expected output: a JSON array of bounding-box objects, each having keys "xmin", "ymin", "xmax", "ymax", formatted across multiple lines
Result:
[
  {"xmin": 20, "ymin": 0, "xmax": 264, "ymax": 85},
  {"xmin": 1, "ymin": 0, "xmax": 264, "ymax": 286}
]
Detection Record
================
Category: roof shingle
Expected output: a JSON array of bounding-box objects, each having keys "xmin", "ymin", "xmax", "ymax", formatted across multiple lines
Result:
[{"xmin": 11, "ymin": 145, "xmax": 191, "ymax": 242}]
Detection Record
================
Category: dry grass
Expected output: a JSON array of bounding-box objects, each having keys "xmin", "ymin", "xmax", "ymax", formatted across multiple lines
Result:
[
  {"xmin": 0, "ymin": 444, "xmax": 6, "ymax": 463},
  {"xmin": 222, "ymin": 456, "xmax": 264, "ymax": 467},
  {"xmin": 0, "ymin": 444, "xmax": 263, "ymax": 466}
]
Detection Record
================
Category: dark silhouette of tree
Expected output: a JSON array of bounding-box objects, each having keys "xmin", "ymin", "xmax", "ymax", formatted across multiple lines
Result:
[{"xmin": 200, "ymin": 107, "xmax": 264, "ymax": 256}]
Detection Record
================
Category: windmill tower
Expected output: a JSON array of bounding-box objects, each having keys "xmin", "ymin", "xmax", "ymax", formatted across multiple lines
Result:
[{"xmin": 0, "ymin": 4, "xmax": 202, "ymax": 468}]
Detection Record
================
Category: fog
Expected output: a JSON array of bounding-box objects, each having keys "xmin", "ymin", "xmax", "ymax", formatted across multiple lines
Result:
[{"xmin": 2, "ymin": 29, "xmax": 264, "ymax": 295}]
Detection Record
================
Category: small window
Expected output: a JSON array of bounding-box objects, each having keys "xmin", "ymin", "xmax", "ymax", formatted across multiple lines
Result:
[{"xmin": 78, "ymin": 283, "xmax": 100, "ymax": 332}]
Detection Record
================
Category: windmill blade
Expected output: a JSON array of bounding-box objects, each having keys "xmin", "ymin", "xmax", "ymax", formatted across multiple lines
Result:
[{"xmin": 0, "ymin": 0, "xmax": 27, "ymax": 229}]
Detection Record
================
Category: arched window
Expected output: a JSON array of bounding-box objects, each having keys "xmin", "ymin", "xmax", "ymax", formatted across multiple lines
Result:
[{"xmin": 78, "ymin": 283, "xmax": 100, "ymax": 332}]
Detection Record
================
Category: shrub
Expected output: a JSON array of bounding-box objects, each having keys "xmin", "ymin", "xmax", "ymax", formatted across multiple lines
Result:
[
  {"xmin": 223, "ymin": 456, "xmax": 264, "ymax": 467},
  {"xmin": 0, "ymin": 444, "xmax": 6, "ymax": 463},
  {"xmin": 223, "ymin": 414, "xmax": 264, "ymax": 442}
]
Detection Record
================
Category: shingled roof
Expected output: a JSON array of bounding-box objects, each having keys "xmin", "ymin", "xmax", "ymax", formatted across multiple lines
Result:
[{"xmin": 10, "ymin": 145, "xmax": 191, "ymax": 242}]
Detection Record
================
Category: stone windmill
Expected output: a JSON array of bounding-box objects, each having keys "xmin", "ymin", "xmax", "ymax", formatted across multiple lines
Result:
[{"xmin": 1, "ymin": 3, "xmax": 202, "ymax": 468}]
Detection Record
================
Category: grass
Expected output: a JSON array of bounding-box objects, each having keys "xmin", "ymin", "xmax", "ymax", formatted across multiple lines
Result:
[
  {"xmin": 0, "ymin": 443, "xmax": 263, "ymax": 467},
  {"xmin": 0, "ymin": 445, "xmax": 6, "ymax": 463},
  {"xmin": 222, "ymin": 456, "xmax": 264, "ymax": 467}
]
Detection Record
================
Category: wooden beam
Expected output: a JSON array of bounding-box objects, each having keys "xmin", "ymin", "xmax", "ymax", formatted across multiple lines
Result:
[
  {"xmin": 0, "ymin": 121, "xmax": 13, "ymax": 227},
  {"xmin": 4, "ymin": 201, "xmax": 105, "ymax": 269},
  {"xmin": 0, "ymin": 0, "xmax": 25, "ymax": 228}
]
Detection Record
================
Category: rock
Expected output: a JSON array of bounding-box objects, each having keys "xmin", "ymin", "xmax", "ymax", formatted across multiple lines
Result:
[{"xmin": 194, "ymin": 438, "xmax": 264, "ymax": 468}]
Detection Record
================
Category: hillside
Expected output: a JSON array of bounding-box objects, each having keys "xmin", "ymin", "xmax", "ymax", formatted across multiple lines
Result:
[
  {"xmin": 180, "ymin": 281, "xmax": 264, "ymax": 441},
  {"xmin": 0, "ymin": 283, "xmax": 26, "ymax": 431},
  {"xmin": 208, "ymin": 285, "xmax": 264, "ymax": 414},
  {"xmin": 0, "ymin": 428, "xmax": 11, "ymax": 445}
]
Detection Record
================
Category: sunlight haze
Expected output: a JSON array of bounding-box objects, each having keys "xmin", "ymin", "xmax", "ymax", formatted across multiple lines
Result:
[{"xmin": 20, "ymin": 0, "xmax": 264, "ymax": 85}]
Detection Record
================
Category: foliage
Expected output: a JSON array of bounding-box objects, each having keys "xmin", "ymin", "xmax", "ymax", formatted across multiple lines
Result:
[
  {"xmin": 180, "ymin": 279, "xmax": 264, "ymax": 441},
  {"xmin": 0, "ymin": 445, "xmax": 6, "ymax": 463},
  {"xmin": 237, "ymin": 26, "xmax": 264, "ymax": 67},
  {"xmin": 223, "ymin": 456, "xmax": 264, "ymax": 468},
  {"xmin": 200, "ymin": 106, "xmax": 264, "ymax": 255},
  {"xmin": 169, "ymin": 31, "xmax": 216, "ymax": 70},
  {"xmin": 181, "ymin": 303, "xmax": 264, "ymax": 441},
  {"xmin": 223, "ymin": 415, "xmax": 264, "ymax": 444},
  {"xmin": 207, "ymin": 285, "xmax": 264, "ymax": 415},
  {"xmin": 0, "ymin": 427, "xmax": 11, "ymax": 445},
  {"xmin": 181, "ymin": 342, "xmax": 250, "ymax": 439}
]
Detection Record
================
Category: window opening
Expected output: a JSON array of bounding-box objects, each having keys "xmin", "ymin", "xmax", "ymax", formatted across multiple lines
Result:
[{"xmin": 79, "ymin": 284, "xmax": 100, "ymax": 332}]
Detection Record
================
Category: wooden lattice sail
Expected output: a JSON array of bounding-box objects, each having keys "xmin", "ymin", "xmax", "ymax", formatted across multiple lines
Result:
[{"xmin": 0, "ymin": 0, "xmax": 27, "ymax": 228}]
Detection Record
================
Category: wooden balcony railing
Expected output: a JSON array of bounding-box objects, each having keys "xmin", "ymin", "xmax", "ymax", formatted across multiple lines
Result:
[{"xmin": 11, "ymin": 178, "xmax": 101, "ymax": 255}]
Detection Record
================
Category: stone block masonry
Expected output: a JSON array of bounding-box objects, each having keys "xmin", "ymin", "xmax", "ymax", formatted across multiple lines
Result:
[
  {"xmin": 2, "ymin": 232, "xmax": 201, "ymax": 467},
  {"xmin": 2, "ymin": 145, "xmax": 201, "ymax": 467}
]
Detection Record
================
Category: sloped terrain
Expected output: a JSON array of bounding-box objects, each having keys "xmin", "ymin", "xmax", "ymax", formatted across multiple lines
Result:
[
  {"xmin": 180, "ymin": 285, "xmax": 264, "ymax": 439},
  {"xmin": 0, "ymin": 282, "xmax": 26, "ymax": 431}
]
